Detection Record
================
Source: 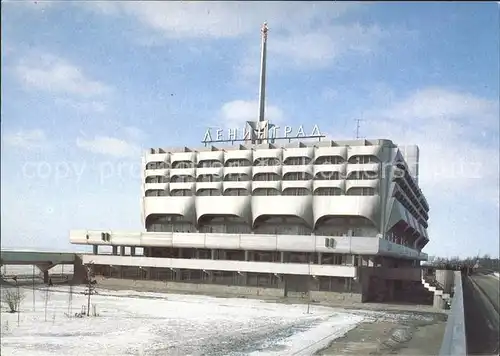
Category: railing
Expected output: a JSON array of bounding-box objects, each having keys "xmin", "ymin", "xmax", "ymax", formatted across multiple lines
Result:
[{"xmin": 439, "ymin": 271, "xmax": 467, "ymax": 356}]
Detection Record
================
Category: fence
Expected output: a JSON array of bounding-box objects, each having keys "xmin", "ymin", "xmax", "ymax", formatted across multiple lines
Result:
[{"xmin": 438, "ymin": 271, "xmax": 467, "ymax": 356}]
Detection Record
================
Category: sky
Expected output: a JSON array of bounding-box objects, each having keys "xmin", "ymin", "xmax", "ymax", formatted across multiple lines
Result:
[{"xmin": 1, "ymin": 1, "xmax": 499, "ymax": 258}]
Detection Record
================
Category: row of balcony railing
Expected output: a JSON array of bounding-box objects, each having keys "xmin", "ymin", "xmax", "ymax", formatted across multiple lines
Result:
[{"xmin": 144, "ymin": 187, "xmax": 377, "ymax": 197}]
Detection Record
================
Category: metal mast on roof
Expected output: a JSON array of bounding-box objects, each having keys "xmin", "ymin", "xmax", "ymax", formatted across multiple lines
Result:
[{"xmin": 258, "ymin": 22, "xmax": 268, "ymax": 123}]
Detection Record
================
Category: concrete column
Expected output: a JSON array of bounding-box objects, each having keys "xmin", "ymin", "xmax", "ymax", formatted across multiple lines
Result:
[
  {"xmin": 179, "ymin": 248, "xmax": 183, "ymax": 258},
  {"xmin": 175, "ymin": 269, "xmax": 181, "ymax": 281},
  {"xmin": 195, "ymin": 249, "xmax": 200, "ymax": 259},
  {"xmin": 43, "ymin": 270, "xmax": 49, "ymax": 284},
  {"xmin": 280, "ymin": 252, "xmax": 285, "ymax": 263},
  {"xmin": 318, "ymin": 252, "xmax": 322, "ymax": 265},
  {"xmin": 72, "ymin": 255, "xmax": 87, "ymax": 284},
  {"xmin": 112, "ymin": 246, "xmax": 118, "ymax": 255},
  {"xmin": 435, "ymin": 269, "xmax": 454, "ymax": 294},
  {"xmin": 433, "ymin": 294, "xmax": 445, "ymax": 309},
  {"xmin": 130, "ymin": 247, "xmax": 136, "ymax": 256},
  {"xmin": 244, "ymin": 250, "xmax": 250, "ymax": 261},
  {"xmin": 120, "ymin": 246, "xmax": 125, "ymax": 256},
  {"xmin": 93, "ymin": 245, "xmax": 98, "ymax": 255},
  {"xmin": 211, "ymin": 249, "xmax": 216, "ymax": 260}
]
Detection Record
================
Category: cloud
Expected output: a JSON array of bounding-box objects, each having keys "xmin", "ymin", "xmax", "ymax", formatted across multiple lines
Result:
[
  {"xmin": 219, "ymin": 100, "xmax": 284, "ymax": 126},
  {"xmin": 361, "ymin": 87, "xmax": 499, "ymax": 206},
  {"xmin": 76, "ymin": 136, "xmax": 141, "ymax": 158},
  {"xmin": 82, "ymin": 2, "xmax": 363, "ymax": 39},
  {"xmin": 235, "ymin": 23, "xmax": 385, "ymax": 82},
  {"xmin": 2, "ymin": 129, "xmax": 49, "ymax": 150},
  {"xmin": 54, "ymin": 98, "xmax": 107, "ymax": 113},
  {"xmin": 271, "ymin": 24, "xmax": 385, "ymax": 68},
  {"xmin": 16, "ymin": 53, "xmax": 111, "ymax": 97}
]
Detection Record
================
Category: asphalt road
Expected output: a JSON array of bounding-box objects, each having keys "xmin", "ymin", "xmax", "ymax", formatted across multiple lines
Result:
[
  {"xmin": 464, "ymin": 273, "xmax": 499, "ymax": 355},
  {"xmin": 472, "ymin": 274, "xmax": 500, "ymax": 313}
]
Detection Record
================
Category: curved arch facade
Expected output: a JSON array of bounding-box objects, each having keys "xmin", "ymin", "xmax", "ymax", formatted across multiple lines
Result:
[
  {"xmin": 313, "ymin": 196, "xmax": 381, "ymax": 229},
  {"xmin": 252, "ymin": 195, "xmax": 314, "ymax": 228}
]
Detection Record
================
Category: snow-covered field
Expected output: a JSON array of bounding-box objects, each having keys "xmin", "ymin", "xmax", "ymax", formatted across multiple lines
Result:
[{"xmin": 1, "ymin": 286, "xmax": 365, "ymax": 355}]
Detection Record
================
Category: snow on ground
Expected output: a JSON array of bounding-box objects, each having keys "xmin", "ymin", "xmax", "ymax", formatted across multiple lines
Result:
[{"xmin": 1, "ymin": 286, "xmax": 364, "ymax": 355}]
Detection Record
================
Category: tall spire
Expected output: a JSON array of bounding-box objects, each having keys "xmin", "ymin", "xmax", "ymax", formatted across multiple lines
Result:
[{"xmin": 258, "ymin": 22, "xmax": 268, "ymax": 123}]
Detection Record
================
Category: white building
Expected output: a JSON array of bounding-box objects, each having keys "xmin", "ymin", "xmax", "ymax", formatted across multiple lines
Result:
[
  {"xmin": 70, "ymin": 136, "xmax": 431, "ymax": 303},
  {"xmin": 69, "ymin": 23, "xmax": 431, "ymax": 303}
]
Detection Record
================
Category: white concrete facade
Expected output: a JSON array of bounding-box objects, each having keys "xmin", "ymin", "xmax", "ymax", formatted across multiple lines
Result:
[{"xmin": 139, "ymin": 139, "xmax": 430, "ymax": 251}]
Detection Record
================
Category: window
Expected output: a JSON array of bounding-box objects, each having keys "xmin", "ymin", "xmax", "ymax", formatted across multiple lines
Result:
[
  {"xmin": 223, "ymin": 188, "xmax": 250, "ymax": 196},
  {"xmin": 313, "ymin": 188, "xmax": 342, "ymax": 196},
  {"xmin": 253, "ymin": 173, "xmax": 280, "ymax": 181},
  {"xmin": 253, "ymin": 158, "xmax": 280, "ymax": 166},
  {"xmin": 145, "ymin": 176, "xmax": 168, "ymax": 183},
  {"xmin": 314, "ymin": 171, "xmax": 341, "ymax": 180},
  {"xmin": 315, "ymin": 156, "xmax": 344, "ymax": 165},
  {"xmin": 224, "ymin": 174, "xmax": 250, "ymax": 182},
  {"xmin": 283, "ymin": 157, "xmax": 311, "ymax": 165},
  {"xmin": 253, "ymin": 188, "xmax": 280, "ymax": 196},
  {"xmin": 324, "ymin": 238, "xmax": 336, "ymax": 249},
  {"xmin": 145, "ymin": 189, "xmax": 167, "ymax": 197},
  {"xmin": 146, "ymin": 162, "xmax": 168, "ymax": 170},
  {"xmin": 196, "ymin": 189, "xmax": 221, "ymax": 196},
  {"xmin": 347, "ymin": 171, "xmax": 379, "ymax": 180},
  {"xmin": 197, "ymin": 174, "xmax": 222, "ymax": 182},
  {"xmin": 225, "ymin": 159, "xmax": 251, "ymax": 167},
  {"xmin": 198, "ymin": 160, "xmax": 222, "ymax": 168},
  {"xmin": 346, "ymin": 187, "xmax": 376, "ymax": 196},
  {"xmin": 171, "ymin": 175, "xmax": 195, "ymax": 183},
  {"xmin": 282, "ymin": 188, "xmax": 310, "ymax": 196},
  {"xmin": 348, "ymin": 155, "xmax": 379, "ymax": 164},
  {"xmin": 172, "ymin": 161, "xmax": 194, "ymax": 169},
  {"xmin": 282, "ymin": 172, "xmax": 312, "ymax": 181},
  {"xmin": 171, "ymin": 189, "xmax": 192, "ymax": 196}
]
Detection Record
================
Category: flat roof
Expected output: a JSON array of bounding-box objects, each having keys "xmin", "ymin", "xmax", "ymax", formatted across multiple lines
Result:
[{"xmin": 147, "ymin": 138, "xmax": 399, "ymax": 154}]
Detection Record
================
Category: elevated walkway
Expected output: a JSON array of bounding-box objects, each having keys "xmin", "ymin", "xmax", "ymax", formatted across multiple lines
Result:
[{"xmin": 0, "ymin": 249, "xmax": 85, "ymax": 284}]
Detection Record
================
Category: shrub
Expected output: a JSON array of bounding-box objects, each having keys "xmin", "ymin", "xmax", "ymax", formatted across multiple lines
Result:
[{"xmin": 2, "ymin": 288, "xmax": 25, "ymax": 313}]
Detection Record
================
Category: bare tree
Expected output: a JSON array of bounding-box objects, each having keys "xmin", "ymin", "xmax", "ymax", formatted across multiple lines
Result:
[
  {"xmin": 43, "ymin": 285, "xmax": 51, "ymax": 322},
  {"xmin": 67, "ymin": 283, "xmax": 74, "ymax": 317},
  {"xmin": 84, "ymin": 262, "xmax": 98, "ymax": 317},
  {"xmin": 2, "ymin": 288, "xmax": 25, "ymax": 313}
]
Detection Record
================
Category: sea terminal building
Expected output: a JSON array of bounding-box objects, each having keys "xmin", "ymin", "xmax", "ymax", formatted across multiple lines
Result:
[{"xmin": 70, "ymin": 129, "xmax": 431, "ymax": 303}]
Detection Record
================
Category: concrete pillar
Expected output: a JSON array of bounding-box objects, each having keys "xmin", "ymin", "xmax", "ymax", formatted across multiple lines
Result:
[
  {"xmin": 130, "ymin": 247, "xmax": 136, "ymax": 256},
  {"xmin": 72, "ymin": 255, "xmax": 87, "ymax": 284},
  {"xmin": 211, "ymin": 249, "xmax": 216, "ymax": 260},
  {"xmin": 435, "ymin": 269, "xmax": 454, "ymax": 294},
  {"xmin": 244, "ymin": 250, "xmax": 250, "ymax": 261},
  {"xmin": 112, "ymin": 246, "xmax": 118, "ymax": 255},
  {"xmin": 93, "ymin": 245, "xmax": 98, "ymax": 255},
  {"xmin": 179, "ymin": 248, "xmax": 183, "ymax": 258},
  {"xmin": 175, "ymin": 269, "xmax": 181, "ymax": 281},
  {"xmin": 195, "ymin": 249, "xmax": 200, "ymax": 259},
  {"xmin": 120, "ymin": 246, "xmax": 125, "ymax": 256},
  {"xmin": 280, "ymin": 252, "xmax": 285, "ymax": 263},
  {"xmin": 318, "ymin": 252, "xmax": 322, "ymax": 265},
  {"xmin": 43, "ymin": 270, "xmax": 49, "ymax": 284},
  {"xmin": 433, "ymin": 294, "xmax": 445, "ymax": 309}
]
